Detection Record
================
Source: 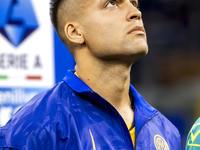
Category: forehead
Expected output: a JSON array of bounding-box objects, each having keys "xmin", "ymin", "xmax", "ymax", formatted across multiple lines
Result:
[
  {"xmin": 59, "ymin": 0, "xmax": 140, "ymax": 18},
  {"xmin": 78, "ymin": 0, "xmax": 139, "ymax": 9}
]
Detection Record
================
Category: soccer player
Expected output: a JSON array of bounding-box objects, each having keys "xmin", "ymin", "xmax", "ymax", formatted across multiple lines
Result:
[
  {"xmin": 186, "ymin": 117, "xmax": 200, "ymax": 150},
  {"xmin": 0, "ymin": 0, "xmax": 181, "ymax": 149}
]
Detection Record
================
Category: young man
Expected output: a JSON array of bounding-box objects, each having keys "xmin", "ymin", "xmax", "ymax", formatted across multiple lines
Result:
[{"xmin": 0, "ymin": 0, "xmax": 181, "ymax": 149}]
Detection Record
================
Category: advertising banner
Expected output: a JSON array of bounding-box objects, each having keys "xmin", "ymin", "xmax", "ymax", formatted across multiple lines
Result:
[{"xmin": 0, "ymin": 0, "xmax": 75, "ymax": 126}]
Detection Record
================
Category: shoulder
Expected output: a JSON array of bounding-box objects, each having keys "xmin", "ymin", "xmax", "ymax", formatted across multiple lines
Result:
[
  {"xmin": 130, "ymin": 84, "xmax": 180, "ymax": 138},
  {"xmin": 131, "ymin": 85, "xmax": 180, "ymax": 148},
  {"xmin": 154, "ymin": 112, "xmax": 180, "ymax": 137},
  {"xmin": 136, "ymin": 111, "xmax": 181, "ymax": 149},
  {"xmin": 0, "ymin": 81, "xmax": 74, "ymax": 149},
  {"xmin": 10, "ymin": 81, "xmax": 72, "ymax": 122}
]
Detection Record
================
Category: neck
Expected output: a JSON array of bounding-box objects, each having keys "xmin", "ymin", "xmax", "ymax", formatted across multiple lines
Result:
[
  {"xmin": 76, "ymin": 60, "xmax": 131, "ymax": 105},
  {"xmin": 75, "ymin": 51, "xmax": 134, "ymax": 124}
]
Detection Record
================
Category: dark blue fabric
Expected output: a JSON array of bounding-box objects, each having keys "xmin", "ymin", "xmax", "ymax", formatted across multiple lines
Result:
[{"xmin": 0, "ymin": 70, "xmax": 181, "ymax": 150}]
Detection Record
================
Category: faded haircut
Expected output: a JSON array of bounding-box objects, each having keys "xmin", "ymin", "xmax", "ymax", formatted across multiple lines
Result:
[
  {"xmin": 50, "ymin": 0, "xmax": 63, "ymax": 31},
  {"xmin": 50, "ymin": 0, "xmax": 86, "ymax": 51}
]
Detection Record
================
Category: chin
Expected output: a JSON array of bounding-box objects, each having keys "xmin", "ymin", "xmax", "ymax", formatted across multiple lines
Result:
[
  {"xmin": 115, "ymin": 50, "xmax": 147, "ymax": 65},
  {"xmin": 136, "ymin": 50, "xmax": 148, "ymax": 59},
  {"xmin": 136, "ymin": 43, "xmax": 148, "ymax": 55},
  {"xmin": 128, "ymin": 47, "xmax": 148, "ymax": 63}
]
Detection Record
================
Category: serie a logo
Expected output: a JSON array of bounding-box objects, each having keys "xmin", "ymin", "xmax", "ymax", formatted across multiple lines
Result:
[{"xmin": 0, "ymin": 0, "xmax": 39, "ymax": 47}]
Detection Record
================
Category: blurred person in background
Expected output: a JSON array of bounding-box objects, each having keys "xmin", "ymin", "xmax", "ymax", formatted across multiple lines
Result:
[
  {"xmin": 0, "ymin": 0, "xmax": 181, "ymax": 149},
  {"xmin": 186, "ymin": 117, "xmax": 200, "ymax": 150}
]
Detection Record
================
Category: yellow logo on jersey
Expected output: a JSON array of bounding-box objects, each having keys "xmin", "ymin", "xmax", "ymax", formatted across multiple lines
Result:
[
  {"xmin": 187, "ymin": 123, "xmax": 200, "ymax": 147},
  {"xmin": 154, "ymin": 134, "xmax": 169, "ymax": 150}
]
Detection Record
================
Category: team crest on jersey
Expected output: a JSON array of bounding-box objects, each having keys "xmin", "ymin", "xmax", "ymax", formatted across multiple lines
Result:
[
  {"xmin": 154, "ymin": 134, "xmax": 169, "ymax": 150},
  {"xmin": 187, "ymin": 123, "xmax": 200, "ymax": 147}
]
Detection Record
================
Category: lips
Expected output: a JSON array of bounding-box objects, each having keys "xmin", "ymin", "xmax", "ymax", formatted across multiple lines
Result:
[{"xmin": 128, "ymin": 26, "xmax": 145, "ymax": 34}]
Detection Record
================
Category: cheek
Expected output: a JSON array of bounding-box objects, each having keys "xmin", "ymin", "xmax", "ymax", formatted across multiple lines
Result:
[
  {"xmin": 84, "ymin": 21, "xmax": 116, "ymax": 46},
  {"xmin": 82, "ymin": 16, "xmax": 123, "ymax": 56}
]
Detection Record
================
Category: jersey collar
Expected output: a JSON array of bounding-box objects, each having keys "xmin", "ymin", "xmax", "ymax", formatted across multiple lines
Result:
[
  {"xmin": 64, "ymin": 70, "xmax": 158, "ymax": 138},
  {"xmin": 129, "ymin": 85, "xmax": 158, "ymax": 138}
]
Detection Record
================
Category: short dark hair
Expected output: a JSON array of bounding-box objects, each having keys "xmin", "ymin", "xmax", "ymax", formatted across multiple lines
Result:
[{"xmin": 50, "ymin": 0, "xmax": 63, "ymax": 31}]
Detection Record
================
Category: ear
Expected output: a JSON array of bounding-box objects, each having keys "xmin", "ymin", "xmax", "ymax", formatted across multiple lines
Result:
[{"xmin": 64, "ymin": 22, "xmax": 84, "ymax": 44}]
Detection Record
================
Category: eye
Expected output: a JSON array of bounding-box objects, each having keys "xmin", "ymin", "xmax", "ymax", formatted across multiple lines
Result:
[
  {"xmin": 106, "ymin": 0, "xmax": 117, "ymax": 8},
  {"xmin": 131, "ymin": 1, "xmax": 139, "ymax": 8}
]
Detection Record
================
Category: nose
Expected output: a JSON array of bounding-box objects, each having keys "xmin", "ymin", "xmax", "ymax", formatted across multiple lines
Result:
[{"xmin": 126, "ymin": 2, "xmax": 142, "ymax": 21}]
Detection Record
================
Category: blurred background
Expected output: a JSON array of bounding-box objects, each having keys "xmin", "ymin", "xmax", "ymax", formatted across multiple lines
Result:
[
  {"xmin": 131, "ymin": 0, "xmax": 200, "ymax": 148},
  {"xmin": 0, "ymin": 0, "xmax": 200, "ymax": 149}
]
